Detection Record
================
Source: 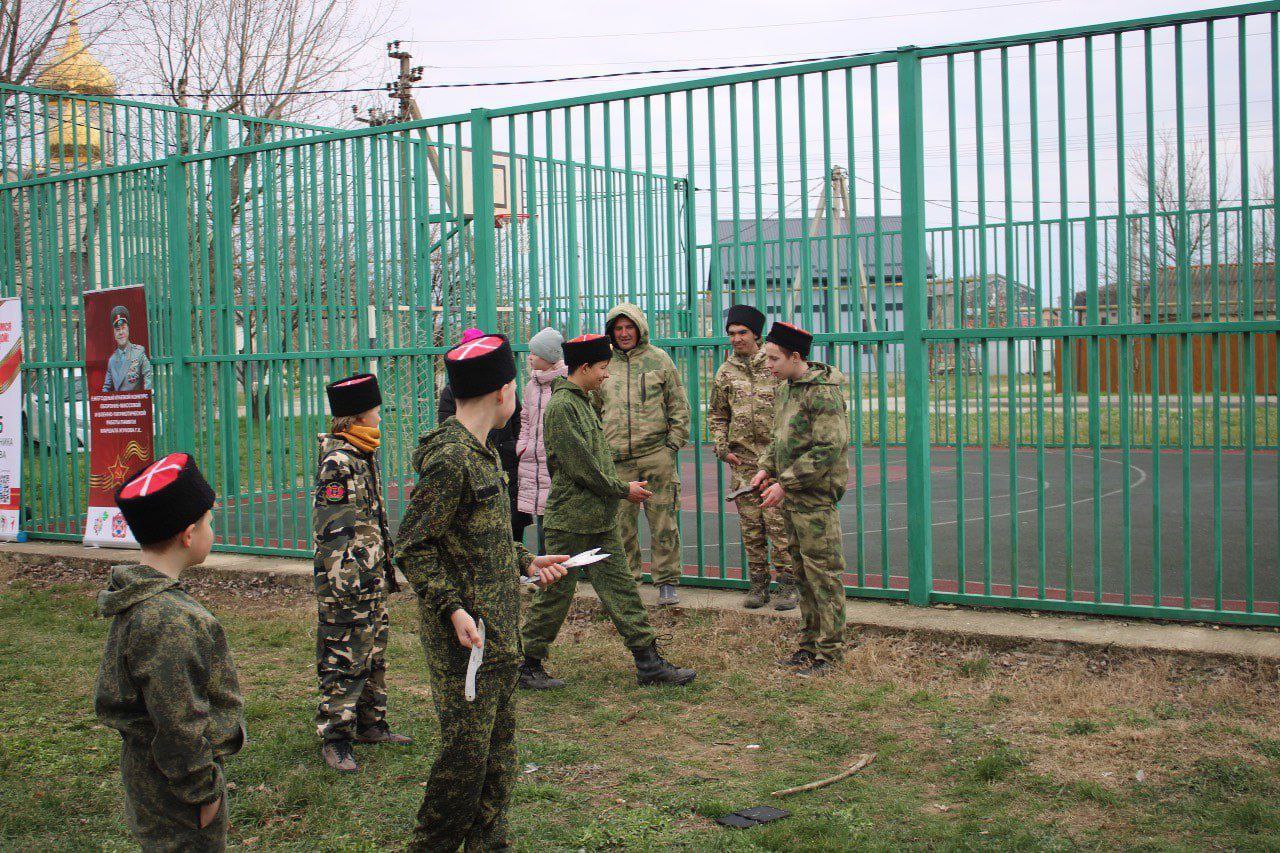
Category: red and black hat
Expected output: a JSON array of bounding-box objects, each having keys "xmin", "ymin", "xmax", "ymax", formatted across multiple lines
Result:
[
  {"xmin": 445, "ymin": 333, "xmax": 516, "ymax": 399},
  {"xmin": 563, "ymin": 333, "xmax": 613, "ymax": 371},
  {"xmin": 765, "ymin": 321, "xmax": 813, "ymax": 358},
  {"xmin": 326, "ymin": 373, "xmax": 382, "ymax": 417},
  {"xmin": 115, "ymin": 452, "xmax": 216, "ymax": 546},
  {"xmin": 725, "ymin": 304, "xmax": 766, "ymax": 338}
]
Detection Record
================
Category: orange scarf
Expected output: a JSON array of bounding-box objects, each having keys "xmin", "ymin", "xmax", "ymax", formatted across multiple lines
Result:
[{"xmin": 339, "ymin": 425, "xmax": 381, "ymax": 453}]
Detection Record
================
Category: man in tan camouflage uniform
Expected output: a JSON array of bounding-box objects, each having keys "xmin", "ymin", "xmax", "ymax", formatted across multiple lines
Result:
[
  {"xmin": 708, "ymin": 304, "xmax": 796, "ymax": 611},
  {"xmin": 751, "ymin": 322, "xmax": 850, "ymax": 677},
  {"xmin": 313, "ymin": 373, "xmax": 412, "ymax": 773},
  {"xmin": 597, "ymin": 302, "xmax": 691, "ymax": 606}
]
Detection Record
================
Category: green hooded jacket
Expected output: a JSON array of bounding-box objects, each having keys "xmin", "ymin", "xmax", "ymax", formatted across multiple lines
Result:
[
  {"xmin": 761, "ymin": 361, "xmax": 850, "ymax": 509},
  {"xmin": 395, "ymin": 418, "xmax": 535, "ymax": 670},
  {"xmin": 543, "ymin": 376, "xmax": 631, "ymax": 534},
  {"xmin": 596, "ymin": 303, "xmax": 691, "ymax": 462},
  {"xmin": 94, "ymin": 564, "xmax": 245, "ymax": 808}
]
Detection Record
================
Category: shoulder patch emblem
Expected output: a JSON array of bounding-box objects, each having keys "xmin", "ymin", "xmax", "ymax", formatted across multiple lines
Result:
[{"xmin": 324, "ymin": 481, "xmax": 349, "ymax": 504}]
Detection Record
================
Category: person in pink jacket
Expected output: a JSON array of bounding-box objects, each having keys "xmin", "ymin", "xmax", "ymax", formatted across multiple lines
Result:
[{"xmin": 516, "ymin": 327, "xmax": 566, "ymax": 552}]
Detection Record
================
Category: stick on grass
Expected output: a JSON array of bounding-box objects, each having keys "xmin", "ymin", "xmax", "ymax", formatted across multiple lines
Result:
[{"xmin": 770, "ymin": 753, "xmax": 876, "ymax": 798}]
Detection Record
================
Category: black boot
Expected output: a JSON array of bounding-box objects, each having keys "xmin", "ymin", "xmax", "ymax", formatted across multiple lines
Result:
[
  {"xmin": 632, "ymin": 643, "xmax": 696, "ymax": 686},
  {"xmin": 518, "ymin": 655, "xmax": 565, "ymax": 690}
]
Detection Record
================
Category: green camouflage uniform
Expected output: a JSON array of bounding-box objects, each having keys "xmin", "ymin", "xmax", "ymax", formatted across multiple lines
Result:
[
  {"xmin": 312, "ymin": 434, "xmax": 395, "ymax": 742},
  {"xmin": 395, "ymin": 417, "xmax": 535, "ymax": 852},
  {"xmin": 596, "ymin": 303, "xmax": 691, "ymax": 584},
  {"xmin": 95, "ymin": 564, "xmax": 245, "ymax": 852},
  {"xmin": 761, "ymin": 362, "xmax": 850, "ymax": 662},
  {"xmin": 522, "ymin": 377, "xmax": 658, "ymax": 660},
  {"xmin": 708, "ymin": 348, "xmax": 794, "ymax": 591}
]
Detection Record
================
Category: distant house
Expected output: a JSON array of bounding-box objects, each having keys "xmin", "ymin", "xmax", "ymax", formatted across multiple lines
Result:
[
  {"xmin": 1072, "ymin": 262, "xmax": 1277, "ymax": 324},
  {"xmin": 928, "ymin": 274, "xmax": 1048, "ymax": 375},
  {"xmin": 707, "ymin": 215, "xmax": 933, "ymax": 372}
]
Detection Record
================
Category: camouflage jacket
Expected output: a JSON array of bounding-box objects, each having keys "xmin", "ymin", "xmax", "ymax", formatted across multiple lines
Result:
[
  {"xmin": 312, "ymin": 434, "xmax": 395, "ymax": 621},
  {"xmin": 762, "ymin": 361, "xmax": 850, "ymax": 509},
  {"xmin": 544, "ymin": 377, "xmax": 631, "ymax": 534},
  {"xmin": 708, "ymin": 348, "xmax": 781, "ymax": 466},
  {"xmin": 94, "ymin": 564, "xmax": 245, "ymax": 808},
  {"xmin": 395, "ymin": 418, "xmax": 535, "ymax": 670},
  {"xmin": 595, "ymin": 303, "xmax": 690, "ymax": 462}
]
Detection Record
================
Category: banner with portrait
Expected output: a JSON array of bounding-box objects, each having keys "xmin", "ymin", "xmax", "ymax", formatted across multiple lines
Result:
[
  {"xmin": 83, "ymin": 286, "xmax": 154, "ymax": 548},
  {"xmin": 0, "ymin": 298, "xmax": 23, "ymax": 541}
]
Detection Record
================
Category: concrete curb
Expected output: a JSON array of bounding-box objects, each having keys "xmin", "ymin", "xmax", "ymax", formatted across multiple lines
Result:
[{"xmin": 3, "ymin": 541, "xmax": 1278, "ymax": 663}]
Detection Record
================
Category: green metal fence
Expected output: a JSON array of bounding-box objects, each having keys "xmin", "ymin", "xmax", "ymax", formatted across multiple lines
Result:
[{"xmin": 3, "ymin": 3, "xmax": 1279, "ymax": 626}]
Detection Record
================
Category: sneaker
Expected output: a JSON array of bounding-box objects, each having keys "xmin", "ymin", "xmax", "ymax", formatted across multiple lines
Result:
[
  {"xmin": 795, "ymin": 659, "xmax": 833, "ymax": 678},
  {"xmin": 321, "ymin": 739, "xmax": 358, "ymax": 773},
  {"xmin": 518, "ymin": 657, "xmax": 566, "ymax": 690},
  {"xmin": 355, "ymin": 723, "xmax": 414, "ymax": 745},
  {"xmin": 777, "ymin": 649, "xmax": 815, "ymax": 668},
  {"xmin": 657, "ymin": 583, "xmax": 680, "ymax": 606},
  {"xmin": 632, "ymin": 642, "xmax": 697, "ymax": 686},
  {"xmin": 772, "ymin": 583, "xmax": 799, "ymax": 612}
]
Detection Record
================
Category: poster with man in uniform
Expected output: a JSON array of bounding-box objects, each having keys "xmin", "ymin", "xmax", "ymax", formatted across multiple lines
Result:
[{"xmin": 82, "ymin": 286, "xmax": 155, "ymax": 547}]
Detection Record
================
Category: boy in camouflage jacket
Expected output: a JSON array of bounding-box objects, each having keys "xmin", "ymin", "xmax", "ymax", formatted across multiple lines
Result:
[
  {"xmin": 394, "ymin": 333, "xmax": 569, "ymax": 851},
  {"xmin": 596, "ymin": 302, "xmax": 691, "ymax": 605},
  {"xmin": 95, "ymin": 452, "xmax": 245, "ymax": 852},
  {"xmin": 707, "ymin": 304, "xmax": 796, "ymax": 610},
  {"xmin": 751, "ymin": 322, "xmax": 851, "ymax": 677},
  {"xmin": 313, "ymin": 373, "xmax": 412, "ymax": 773}
]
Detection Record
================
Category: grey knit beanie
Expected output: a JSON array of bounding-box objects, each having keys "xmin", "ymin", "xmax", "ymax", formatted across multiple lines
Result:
[{"xmin": 528, "ymin": 327, "xmax": 564, "ymax": 363}]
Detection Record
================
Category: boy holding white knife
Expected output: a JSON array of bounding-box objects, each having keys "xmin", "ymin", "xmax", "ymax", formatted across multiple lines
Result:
[
  {"xmin": 395, "ymin": 333, "xmax": 570, "ymax": 852},
  {"xmin": 519, "ymin": 333, "xmax": 697, "ymax": 690}
]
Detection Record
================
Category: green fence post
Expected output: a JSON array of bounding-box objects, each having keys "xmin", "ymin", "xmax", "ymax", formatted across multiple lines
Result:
[
  {"xmin": 470, "ymin": 109, "xmax": 498, "ymax": 331},
  {"xmin": 897, "ymin": 46, "xmax": 934, "ymax": 606},
  {"xmin": 164, "ymin": 157, "xmax": 194, "ymax": 452}
]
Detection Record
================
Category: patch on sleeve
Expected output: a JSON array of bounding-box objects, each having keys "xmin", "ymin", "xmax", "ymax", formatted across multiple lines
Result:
[{"xmin": 323, "ymin": 481, "xmax": 349, "ymax": 504}]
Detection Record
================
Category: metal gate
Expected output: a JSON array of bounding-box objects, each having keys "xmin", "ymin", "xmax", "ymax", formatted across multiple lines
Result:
[{"xmin": 3, "ymin": 2, "xmax": 1278, "ymax": 625}]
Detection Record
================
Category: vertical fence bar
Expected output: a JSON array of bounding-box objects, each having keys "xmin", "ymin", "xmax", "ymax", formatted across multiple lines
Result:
[
  {"xmin": 898, "ymin": 47, "xmax": 933, "ymax": 606},
  {"xmin": 165, "ymin": 158, "xmax": 194, "ymax": 452},
  {"xmin": 470, "ymin": 109, "xmax": 498, "ymax": 331}
]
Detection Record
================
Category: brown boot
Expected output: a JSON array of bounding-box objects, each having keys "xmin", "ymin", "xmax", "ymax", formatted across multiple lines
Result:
[
  {"xmin": 743, "ymin": 577, "xmax": 770, "ymax": 609},
  {"xmin": 321, "ymin": 739, "xmax": 358, "ymax": 773},
  {"xmin": 355, "ymin": 722, "xmax": 414, "ymax": 745},
  {"xmin": 773, "ymin": 580, "xmax": 799, "ymax": 612}
]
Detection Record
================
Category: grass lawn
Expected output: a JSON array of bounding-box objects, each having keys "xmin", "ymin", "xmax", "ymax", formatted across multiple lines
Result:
[{"xmin": 3, "ymin": 563, "xmax": 1280, "ymax": 850}]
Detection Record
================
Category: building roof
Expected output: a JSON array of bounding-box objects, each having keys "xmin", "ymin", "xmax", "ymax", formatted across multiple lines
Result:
[
  {"xmin": 1073, "ymin": 262, "xmax": 1277, "ymax": 316},
  {"xmin": 712, "ymin": 215, "xmax": 933, "ymax": 284}
]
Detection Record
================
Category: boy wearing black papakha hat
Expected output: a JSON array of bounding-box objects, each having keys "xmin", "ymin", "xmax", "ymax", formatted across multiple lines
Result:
[
  {"xmin": 750, "ymin": 322, "xmax": 851, "ymax": 677},
  {"xmin": 95, "ymin": 452, "xmax": 245, "ymax": 851},
  {"xmin": 518, "ymin": 333, "xmax": 697, "ymax": 690},
  {"xmin": 313, "ymin": 372, "xmax": 412, "ymax": 774},
  {"xmin": 395, "ymin": 333, "xmax": 570, "ymax": 852}
]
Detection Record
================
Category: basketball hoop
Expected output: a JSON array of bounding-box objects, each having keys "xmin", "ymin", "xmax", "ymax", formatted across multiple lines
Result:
[{"xmin": 494, "ymin": 213, "xmax": 531, "ymax": 230}]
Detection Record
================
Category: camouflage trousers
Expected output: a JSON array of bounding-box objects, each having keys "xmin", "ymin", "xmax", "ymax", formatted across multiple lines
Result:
[
  {"xmin": 730, "ymin": 462, "xmax": 794, "ymax": 589},
  {"xmin": 521, "ymin": 526, "xmax": 658, "ymax": 661},
  {"xmin": 121, "ymin": 738, "xmax": 229, "ymax": 852},
  {"xmin": 315, "ymin": 601, "xmax": 388, "ymax": 741},
  {"xmin": 782, "ymin": 503, "xmax": 847, "ymax": 662},
  {"xmin": 615, "ymin": 447, "xmax": 683, "ymax": 585},
  {"xmin": 410, "ymin": 663, "xmax": 518, "ymax": 853}
]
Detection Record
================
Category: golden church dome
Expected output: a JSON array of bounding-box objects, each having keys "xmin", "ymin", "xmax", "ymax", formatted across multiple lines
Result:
[{"xmin": 35, "ymin": 17, "xmax": 116, "ymax": 97}]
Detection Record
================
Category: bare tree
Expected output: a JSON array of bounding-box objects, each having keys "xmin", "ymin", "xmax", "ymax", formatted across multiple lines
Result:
[
  {"xmin": 1, "ymin": 0, "xmax": 71, "ymax": 85},
  {"xmin": 125, "ymin": 0, "xmax": 393, "ymax": 416}
]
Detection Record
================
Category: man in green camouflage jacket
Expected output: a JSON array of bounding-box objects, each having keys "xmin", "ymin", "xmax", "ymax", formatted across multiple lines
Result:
[
  {"xmin": 751, "ymin": 322, "xmax": 850, "ymax": 677},
  {"xmin": 597, "ymin": 302, "xmax": 691, "ymax": 606},
  {"xmin": 95, "ymin": 452, "xmax": 245, "ymax": 852},
  {"xmin": 520, "ymin": 333, "xmax": 696, "ymax": 691},
  {"xmin": 313, "ymin": 373, "xmax": 412, "ymax": 773},
  {"xmin": 708, "ymin": 304, "xmax": 796, "ymax": 611},
  {"xmin": 395, "ymin": 333, "xmax": 569, "ymax": 852}
]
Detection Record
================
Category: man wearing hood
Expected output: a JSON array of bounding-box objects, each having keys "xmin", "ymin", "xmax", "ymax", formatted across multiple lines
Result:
[
  {"xmin": 751, "ymin": 322, "xmax": 851, "ymax": 677},
  {"xmin": 597, "ymin": 303, "xmax": 691, "ymax": 606}
]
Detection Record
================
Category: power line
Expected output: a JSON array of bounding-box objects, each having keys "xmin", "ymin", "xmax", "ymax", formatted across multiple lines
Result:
[{"xmin": 399, "ymin": 0, "xmax": 1071, "ymax": 45}]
